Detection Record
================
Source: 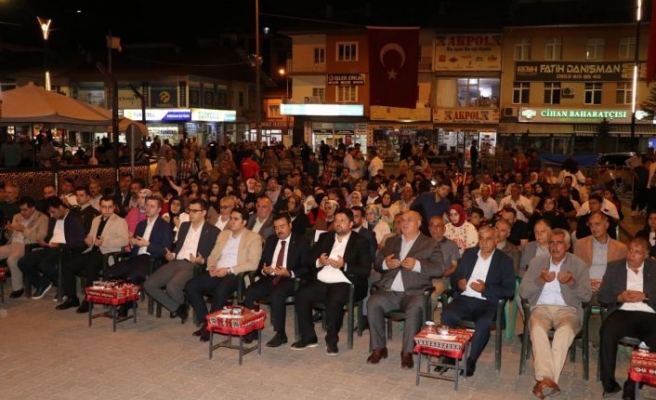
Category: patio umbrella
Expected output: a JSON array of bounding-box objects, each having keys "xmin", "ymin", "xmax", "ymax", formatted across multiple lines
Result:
[{"xmin": 0, "ymin": 82, "xmax": 112, "ymax": 130}]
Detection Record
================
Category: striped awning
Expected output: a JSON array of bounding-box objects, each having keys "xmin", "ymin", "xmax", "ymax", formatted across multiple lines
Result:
[{"xmin": 574, "ymin": 124, "xmax": 656, "ymax": 135}]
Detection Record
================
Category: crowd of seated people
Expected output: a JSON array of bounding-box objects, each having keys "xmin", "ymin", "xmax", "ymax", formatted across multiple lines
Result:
[{"xmin": 2, "ymin": 140, "xmax": 652, "ymax": 399}]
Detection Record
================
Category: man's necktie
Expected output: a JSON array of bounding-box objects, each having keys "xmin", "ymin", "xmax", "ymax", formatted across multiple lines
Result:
[{"xmin": 272, "ymin": 240, "xmax": 286, "ymax": 285}]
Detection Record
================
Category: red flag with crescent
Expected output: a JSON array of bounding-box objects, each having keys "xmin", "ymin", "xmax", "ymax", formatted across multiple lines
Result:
[
  {"xmin": 368, "ymin": 27, "xmax": 419, "ymax": 108},
  {"xmin": 647, "ymin": 0, "xmax": 656, "ymax": 84}
]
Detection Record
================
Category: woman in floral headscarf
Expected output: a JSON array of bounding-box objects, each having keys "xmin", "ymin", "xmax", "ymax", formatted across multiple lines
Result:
[
  {"xmin": 444, "ymin": 204, "xmax": 478, "ymax": 255},
  {"xmin": 365, "ymin": 204, "xmax": 391, "ymax": 245}
]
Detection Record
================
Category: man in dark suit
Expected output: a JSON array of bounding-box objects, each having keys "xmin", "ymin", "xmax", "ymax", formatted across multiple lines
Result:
[
  {"xmin": 247, "ymin": 195, "xmax": 274, "ymax": 241},
  {"xmin": 244, "ymin": 212, "xmax": 311, "ymax": 347},
  {"xmin": 367, "ymin": 210, "xmax": 444, "ymax": 368},
  {"xmin": 104, "ymin": 195, "xmax": 172, "ymax": 314},
  {"xmin": 598, "ymin": 237, "xmax": 656, "ymax": 400},
  {"xmin": 114, "ymin": 173, "xmax": 132, "ymax": 218},
  {"xmin": 19, "ymin": 196, "xmax": 86, "ymax": 299},
  {"xmin": 292, "ymin": 208, "xmax": 372, "ymax": 355},
  {"xmin": 440, "ymin": 225, "xmax": 515, "ymax": 376},
  {"xmin": 144, "ymin": 199, "xmax": 219, "ymax": 324}
]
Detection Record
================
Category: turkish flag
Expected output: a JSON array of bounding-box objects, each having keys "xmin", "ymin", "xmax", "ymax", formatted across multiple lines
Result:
[
  {"xmin": 647, "ymin": 0, "xmax": 656, "ymax": 84},
  {"xmin": 368, "ymin": 27, "xmax": 419, "ymax": 108}
]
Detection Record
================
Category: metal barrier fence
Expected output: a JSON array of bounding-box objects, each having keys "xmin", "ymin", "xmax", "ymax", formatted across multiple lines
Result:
[{"xmin": 1, "ymin": 162, "xmax": 155, "ymax": 200}]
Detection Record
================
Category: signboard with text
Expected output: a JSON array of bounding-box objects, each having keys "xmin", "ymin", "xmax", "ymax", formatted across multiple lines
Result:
[
  {"xmin": 123, "ymin": 108, "xmax": 191, "ymax": 122},
  {"xmin": 327, "ymin": 74, "xmax": 365, "ymax": 85},
  {"xmin": 150, "ymin": 87, "xmax": 178, "ymax": 108},
  {"xmin": 435, "ymin": 34, "xmax": 502, "ymax": 71},
  {"xmin": 518, "ymin": 107, "xmax": 633, "ymax": 123},
  {"xmin": 370, "ymin": 105, "xmax": 431, "ymax": 121},
  {"xmin": 515, "ymin": 61, "xmax": 646, "ymax": 82},
  {"xmin": 433, "ymin": 108, "xmax": 500, "ymax": 124}
]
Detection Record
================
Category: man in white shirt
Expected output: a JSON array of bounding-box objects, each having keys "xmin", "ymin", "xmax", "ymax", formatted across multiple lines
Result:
[
  {"xmin": 475, "ymin": 184, "xmax": 498, "ymax": 223},
  {"xmin": 186, "ymin": 208, "xmax": 262, "ymax": 342},
  {"xmin": 0, "ymin": 196, "xmax": 48, "ymax": 298},
  {"xmin": 343, "ymin": 147, "xmax": 360, "ymax": 179},
  {"xmin": 499, "ymin": 183, "xmax": 533, "ymax": 223},
  {"xmin": 518, "ymin": 228, "xmax": 591, "ymax": 399},
  {"xmin": 144, "ymin": 199, "xmax": 220, "ymax": 324},
  {"xmin": 367, "ymin": 149, "xmax": 384, "ymax": 179},
  {"xmin": 292, "ymin": 209, "xmax": 372, "ymax": 354},
  {"xmin": 440, "ymin": 226, "xmax": 515, "ymax": 376},
  {"xmin": 598, "ymin": 237, "xmax": 656, "ymax": 400},
  {"xmin": 211, "ymin": 196, "xmax": 235, "ymax": 231}
]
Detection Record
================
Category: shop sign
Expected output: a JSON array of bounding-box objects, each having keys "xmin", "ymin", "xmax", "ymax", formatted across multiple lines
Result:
[
  {"xmin": 370, "ymin": 105, "xmax": 431, "ymax": 121},
  {"xmin": 123, "ymin": 108, "xmax": 191, "ymax": 122},
  {"xmin": 150, "ymin": 87, "xmax": 178, "ymax": 108},
  {"xmin": 118, "ymin": 89, "xmax": 142, "ymax": 109},
  {"xmin": 190, "ymin": 108, "xmax": 236, "ymax": 122},
  {"xmin": 354, "ymin": 123, "xmax": 368, "ymax": 135},
  {"xmin": 77, "ymin": 88, "xmax": 105, "ymax": 107},
  {"xmin": 327, "ymin": 74, "xmax": 365, "ymax": 85},
  {"xmin": 435, "ymin": 34, "xmax": 502, "ymax": 71},
  {"xmin": 281, "ymin": 104, "xmax": 364, "ymax": 116},
  {"xmin": 515, "ymin": 61, "xmax": 646, "ymax": 82},
  {"xmin": 518, "ymin": 107, "xmax": 632, "ymax": 123},
  {"xmin": 433, "ymin": 108, "xmax": 499, "ymax": 123}
]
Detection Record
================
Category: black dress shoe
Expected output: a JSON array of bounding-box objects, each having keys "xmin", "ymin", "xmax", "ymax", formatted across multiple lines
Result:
[
  {"xmin": 460, "ymin": 359, "xmax": 476, "ymax": 377},
  {"xmin": 193, "ymin": 324, "xmax": 207, "ymax": 337},
  {"xmin": 603, "ymin": 381, "xmax": 622, "ymax": 397},
  {"xmin": 243, "ymin": 331, "xmax": 257, "ymax": 344},
  {"xmin": 117, "ymin": 302, "xmax": 131, "ymax": 318},
  {"xmin": 9, "ymin": 289, "xmax": 24, "ymax": 298},
  {"xmin": 76, "ymin": 301, "xmax": 90, "ymax": 314},
  {"xmin": 55, "ymin": 296, "xmax": 80, "ymax": 310},
  {"xmin": 199, "ymin": 329, "xmax": 210, "ymax": 342},
  {"xmin": 266, "ymin": 332, "xmax": 288, "ymax": 348},
  {"xmin": 171, "ymin": 304, "xmax": 189, "ymax": 324},
  {"xmin": 623, "ymin": 379, "xmax": 636, "ymax": 400}
]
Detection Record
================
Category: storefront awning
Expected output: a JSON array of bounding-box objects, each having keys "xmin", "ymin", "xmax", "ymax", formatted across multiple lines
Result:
[
  {"xmin": 498, "ymin": 122, "xmax": 574, "ymax": 136},
  {"xmin": 434, "ymin": 124, "xmax": 498, "ymax": 132},
  {"xmin": 574, "ymin": 124, "xmax": 656, "ymax": 135}
]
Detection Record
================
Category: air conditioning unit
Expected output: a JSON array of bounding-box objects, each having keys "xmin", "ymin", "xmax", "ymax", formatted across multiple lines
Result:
[
  {"xmin": 503, "ymin": 107, "xmax": 517, "ymax": 117},
  {"xmin": 562, "ymin": 87, "xmax": 575, "ymax": 98}
]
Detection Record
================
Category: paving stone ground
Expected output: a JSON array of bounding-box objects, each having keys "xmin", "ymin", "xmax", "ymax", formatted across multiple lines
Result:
[
  {"xmin": 1, "ymin": 294, "xmax": 654, "ymax": 400},
  {"xmin": 0, "ymin": 204, "xmax": 650, "ymax": 400}
]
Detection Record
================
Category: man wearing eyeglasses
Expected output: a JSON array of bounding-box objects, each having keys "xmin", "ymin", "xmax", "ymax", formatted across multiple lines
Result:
[
  {"xmin": 518, "ymin": 228, "xmax": 591, "ymax": 399},
  {"xmin": 212, "ymin": 196, "xmax": 235, "ymax": 231},
  {"xmin": 144, "ymin": 199, "xmax": 220, "ymax": 324}
]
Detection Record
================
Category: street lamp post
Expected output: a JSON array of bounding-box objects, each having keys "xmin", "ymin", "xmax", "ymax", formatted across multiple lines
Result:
[
  {"xmin": 36, "ymin": 17, "xmax": 52, "ymax": 91},
  {"xmin": 279, "ymin": 68, "xmax": 290, "ymax": 139},
  {"xmin": 255, "ymin": 0, "xmax": 262, "ymax": 145},
  {"xmin": 630, "ymin": 0, "xmax": 643, "ymax": 149}
]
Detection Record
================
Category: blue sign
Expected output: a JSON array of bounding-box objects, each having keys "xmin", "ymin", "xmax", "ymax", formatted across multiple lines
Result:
[{"xmin": 161, "ymin": 110, "xmax": 191, "ymax": 122}]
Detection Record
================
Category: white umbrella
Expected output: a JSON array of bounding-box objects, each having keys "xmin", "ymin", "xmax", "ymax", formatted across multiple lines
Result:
[{"xmin": 0, "ymin": 82, "xmax": 112, "ymax": 129}]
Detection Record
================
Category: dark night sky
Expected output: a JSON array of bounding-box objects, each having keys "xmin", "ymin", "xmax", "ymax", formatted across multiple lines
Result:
[{"xmin": 0, "ymin": 0, "xmax": 640, "ymax": 51}]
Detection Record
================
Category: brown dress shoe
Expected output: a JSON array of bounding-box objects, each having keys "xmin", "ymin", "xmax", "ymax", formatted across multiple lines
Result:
[
  {"xmin": 400, "ymin": 351, "xmax": 414, "ymax": 369},
  {"xmin": 540, "ymin": 377, "xmax": 561, "ymax": 397},
  {"xmin": 532, "ymin": 381, "xmax": 546, "ymax": 399},
  {"xmin": 367, "ymin": 347, "xmax": 388, "ymax": 364}
]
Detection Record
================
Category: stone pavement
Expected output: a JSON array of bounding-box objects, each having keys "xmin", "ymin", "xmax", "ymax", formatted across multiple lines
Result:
[
  {"xmin": 0, "ymin": 205, "xmax": 649, "ymax": 400},
  {"xmin": 1, "ymin": 292, "xmax": 653, "ymax": 400}
]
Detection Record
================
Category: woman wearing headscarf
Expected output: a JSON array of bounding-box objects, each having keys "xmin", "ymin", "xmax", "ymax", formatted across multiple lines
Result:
[
  {"xmin": 364, "ymin": 203, "xmax": 391, "ymax": 245},
  {"xmin": 444, "ymin": 204, "xmax": 478, "ymax": 255},
  {"xmin": 379, "ymin": 190, "xmax": 400, "ymax": 227},
  {"xmin": 314, "ymin": 198, "xmax": 339, "ymax": 232},
  {"xmin": 287, "ymin": 194, "xmax": 309, "ymax": 235},
  {"xmin": 161, "ymin": 196, "xmax": 189, "ymax": 244}
]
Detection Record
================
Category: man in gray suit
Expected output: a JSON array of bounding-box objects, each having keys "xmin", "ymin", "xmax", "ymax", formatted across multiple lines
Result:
[
  {"xmin": 518, "ymin": 228, "xmax": 591, "ymax": 399},
  {"xmin": 366, "ymin": 211, "xmax": 445, "ymax": 369},
  {"xmin": 247, "ymin": 195, "xmax": 274, "ymax": 241}
]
